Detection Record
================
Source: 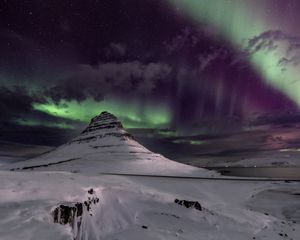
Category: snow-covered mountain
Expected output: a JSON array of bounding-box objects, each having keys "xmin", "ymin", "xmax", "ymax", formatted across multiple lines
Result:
[
  {"xmin": 0, "ymin": 112, "xmax": 299, "ymax": 240},
  {"xmin": 6, "ymin": 111, "xmax": 213, "ymax": 176}
]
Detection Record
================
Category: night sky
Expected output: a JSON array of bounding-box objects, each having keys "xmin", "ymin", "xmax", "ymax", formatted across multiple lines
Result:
[{"xmin": 1, "ymin": 0, "xmax": 300, "ymax": 146}]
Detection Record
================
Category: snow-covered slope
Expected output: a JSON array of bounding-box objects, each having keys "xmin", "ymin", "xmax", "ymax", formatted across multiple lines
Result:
[
  {"xmin": 0, "ymin": 170, "xmax": 299, "ymax": 240},
  {"xmin": 5, "ymin": 111, "xmax": 213, "ymax": 177}
]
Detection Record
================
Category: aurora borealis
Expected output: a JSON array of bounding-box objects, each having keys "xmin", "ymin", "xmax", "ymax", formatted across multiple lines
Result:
[
  {"xmin": 1, "ymin": 0, "xmax": 300, "ymax": 145},
  {"xmin": 168, "ymin": 0, "xmax": 300, "ymax": 108},
  {"xmin": 32, "ymin": 98, "xmax": 171, "ymax": 128}
]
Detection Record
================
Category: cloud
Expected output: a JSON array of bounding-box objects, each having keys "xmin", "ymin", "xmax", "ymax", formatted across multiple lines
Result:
[
  {"xmin": 165, "ymin": 27, "xmax": 199, "ymax": 53},
  {"xmin": 164, "ymin": 26, "xmax": 233, "ymax": 73},
  {"xmin": 45, "ymin": 61, "xmax": 172, "ymax": 102},
  {"xmin": 0, "ymin": 85, "xmax": 83, "ymax": 132},
  {"xmin": 247, "ymin": 30, "xmax": 282, "ymax": 53},
  {"xmin": 0, "ymin": 86, "xmax": 45, "ymax": 120},
  {"xmin": 246, "ymin": 30, "xmax": 300, "ymax": 71},
  {"xmin": 198, "ymin": 48, "xmax": 228, "ymax": 72},
  {"xmin": 0, "ymin": 121, "xmax": 79, "ymax": 146},
  {"xmin": 250, "ymin": 111, "xmax": 300, "ymax": 126}
]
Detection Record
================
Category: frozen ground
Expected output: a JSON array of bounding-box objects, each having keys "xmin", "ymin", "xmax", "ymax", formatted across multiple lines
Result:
[
  {"xmin": 185, "ymin": 149, "xmax": 300, "ymax": 167},
  {"xmin": 0, "ymin": 112, "xmax": 299, "ymax": 239},
  {"xmin": 0, "ymin": 170, "xmax": 299, "ymax": 240}
]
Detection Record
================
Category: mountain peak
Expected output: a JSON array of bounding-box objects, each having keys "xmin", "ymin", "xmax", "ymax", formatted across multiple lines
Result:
[
  {"xmin": 82, "ymin": 111, "xmax": 123, "ymax": 134},
  {"xmin": 91, "ymin": 111, "xmax": 119, "ymax": 124},
  {"xmin": 69, "ymin": 111, "xmax": 132, "ymax": 144}
]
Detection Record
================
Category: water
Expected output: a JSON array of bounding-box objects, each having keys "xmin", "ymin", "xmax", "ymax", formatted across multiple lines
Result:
[{"xmin": 209, "ymin": 167, "xmax": 300, "ymax": 180}]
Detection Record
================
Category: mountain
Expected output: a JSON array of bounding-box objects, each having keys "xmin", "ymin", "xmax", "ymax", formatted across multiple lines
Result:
[{"xmin": 6, "ymin": 111, "xmax": 213, "ymax": 176}]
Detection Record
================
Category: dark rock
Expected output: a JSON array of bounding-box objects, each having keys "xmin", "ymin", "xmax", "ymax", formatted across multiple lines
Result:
[
  {"xmin": 83, "ymin": 195, "xmax": 99, "ymax": 212},
  {"xmin": 75, "ymin": 203, "xmax": 83, "ymax": 217},
  {"xmin": 83, "ymin": 112, "xmax": 124, "ymax": 133},
  {"xmin": 69, "ymin": 112, "xmax": 134, "ymax": 144},
  {"xmin": 53, "ymin": 204, "xmax": 81, "ymax": 225},
  {"xmin": 10, "ymin": 158, "xmax": 79, "ymax": 171},
  {"xmin": 52, "ymin": 189, "xmax": 100, "ymax": 240},
  {"xmin": 160, "ymin": 212, "xmax": 180, "ymax": 219},
  {"xmin": 88, "ymin": 188, "xmax": 94, "ymax": 194},
  {"xmin": 142, "ymin": 225, "xmax": 148, "ymax": 229},
  {"xmin": 174, "ymin": 199, "xmax": 202, "ymax": 211},
  {"xmin": 52, "ymin": 203, "xmax": 83, "ymax": 240}
]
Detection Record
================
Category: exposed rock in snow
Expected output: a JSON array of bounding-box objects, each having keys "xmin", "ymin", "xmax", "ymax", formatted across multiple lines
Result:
[
  {"xmin": 174, "ymin": 199, "xmax": 202, "ymax": 211},
  {"xmin": 52, "ymin": 188, "xmax": 100, "ymax": 240},
  {"xmin": 70, "ymin": 111, "xmax": 133, "ymax": 144},
  {"xmin": 53, "ymin": 203, "xmax": 83, "ymax": 225}
]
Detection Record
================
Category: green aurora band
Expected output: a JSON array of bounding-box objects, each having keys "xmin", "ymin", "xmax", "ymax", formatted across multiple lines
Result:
[
  {"xmin": 15, "ymin": 119, "xmax": 74, "ymax": 129},
  {"xmin": 168, "ymin": 0, "xmax": 300, "ymax": 107},
  {"xmin": 32, "ymin": 98, "xmax": 171, "ymax": 129}
]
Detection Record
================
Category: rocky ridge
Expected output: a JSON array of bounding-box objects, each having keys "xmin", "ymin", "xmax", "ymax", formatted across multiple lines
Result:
[{"xmin": 69, "ymin": 111, "xmax": 133, "ymax": 144}]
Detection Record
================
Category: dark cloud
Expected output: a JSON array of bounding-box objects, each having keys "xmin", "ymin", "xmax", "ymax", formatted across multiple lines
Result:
[
  {"xmin": 250, "ymin": 111, "xmax": 300, "ymax": 126},
  {"xmin": 0, "ymin": 122, "xmax": 79, "ymax": 146},
  {"xmin": 45, "ymin": 61, "xmax": 172, "ymax": 103},
  {"xmin": 198, "ymin": 48, "xmax": 228, "ymax": 72},
  {"xmin": 164, "ymin": 26, "xmax": 228, "ymax": 65},
  {"xmin": 0, "ymin": 85, "xmax": 81, "ymax": 146},
  {"xmin": 247, "ymin": 30, "xmax": 282, "ymax": 53},
  {"xmin": 0, "ymin": 86, "xmax": 45, "ymax": 120},
  {"xmin": 0, "ymin": 85, "xmax": 83, "ymax": 132}
]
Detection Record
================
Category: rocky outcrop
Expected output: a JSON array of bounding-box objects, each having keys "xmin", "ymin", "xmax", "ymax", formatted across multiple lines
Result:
[
  {"xmin": 52, "ymin": 189, "xmax": 100, "ymax": 240},
  {"xmin": 82, "ymin": 111, "xmax": 123, "ymax": 133},
  {"xmin": 69, "ymin": 111, "xmax": 133, "ymax": 144},
  {"xmin": 174, "ymin": 199, "xmax": 202, "ymax": 211},
  {"xmin": 53, "ymin": 203, "xmax": 83, "ymax": 225}
]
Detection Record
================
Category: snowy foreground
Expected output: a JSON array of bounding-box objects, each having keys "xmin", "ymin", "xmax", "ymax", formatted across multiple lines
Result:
[{"xmin": 0, "ymin": 112, "xmax": 299, "ymax": 240}]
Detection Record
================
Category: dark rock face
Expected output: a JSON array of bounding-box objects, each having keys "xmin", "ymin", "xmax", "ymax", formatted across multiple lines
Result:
[
  {"xmin": 53, "ymin": 203, "xmax": 83, "ymax": 225},
  {"xmin": 70, "ymin": 111, "xmax": 133, "ymax": 144},
  {"xmin": 52, "ymin": 188, "xmax": 100, "ymax": 240},
  {"xmin": 88, "ymin": 188, "xmax": 94, "ymax": 194},
  {"xmin": 174, "ymin": 199, "xmax": 202, "ymax": 211},
  {"xmin": 84, "ymin": 194, "xmax": 99, "ymax": 214},
  {"xmin": 82, "ymin": 111, "xmax": 123, "ymax": 134},
  {"xmin": 11, "ymin": 158, "xmax": 79, "ymax": 171}
]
